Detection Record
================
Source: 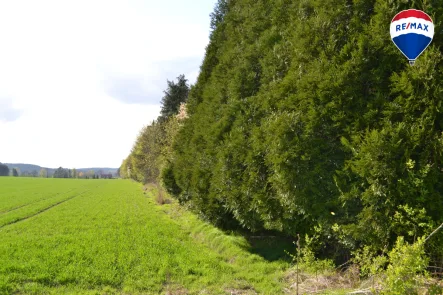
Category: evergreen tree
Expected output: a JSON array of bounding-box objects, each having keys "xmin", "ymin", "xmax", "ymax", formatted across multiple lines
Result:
[
  {"xmin": 0, "ymin": 163, "xmax": 9, "ymax": 176},
  {"xmin": 210, "ymin": 0, "xmax": 228, "ymax": 31},
  {"xmin": 159, "ymin": 75, "xmax": 189, "ymax": 122},
  {"xmin": 53, "ymin": 167, "xmax": 69, "ymax": 178}
]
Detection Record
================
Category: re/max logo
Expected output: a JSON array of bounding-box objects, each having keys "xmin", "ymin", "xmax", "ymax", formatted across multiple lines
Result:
[{"xmin": 396, "ymin": 22, "xmax": 429, "ymax": 32}]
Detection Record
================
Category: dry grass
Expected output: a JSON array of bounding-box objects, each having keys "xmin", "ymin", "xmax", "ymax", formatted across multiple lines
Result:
[
  {"xmin": 156, "ymin": 186, "xmax": 172, "ymax": 205},
  {"xmin": 143, "ymin": 183, "xmax": 171, "ymax": 205},
  {"xmin": 163, "ymin": 284, "xmax": 189, "ymax": 295},
  {"xmin": 284, "ymin": 265, "xmax": 371, "ymax": 294},
  {"xmin": 225, "ymin": 285, "xmax": 258, "ymax": 295},
  {"xmin": 283, "ymin": 265, "xmax": 443, "ymax": 295}
]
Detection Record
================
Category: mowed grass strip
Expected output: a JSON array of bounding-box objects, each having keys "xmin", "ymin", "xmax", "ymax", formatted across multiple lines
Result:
[{"xmin": 0, "ymin": 179, "xmax": 288, "ymax": 294}]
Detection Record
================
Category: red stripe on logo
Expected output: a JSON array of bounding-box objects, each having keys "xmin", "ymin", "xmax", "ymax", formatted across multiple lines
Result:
[{"xmin": 392, "ymin": 9, "xmax": 432, "ymax": 22}]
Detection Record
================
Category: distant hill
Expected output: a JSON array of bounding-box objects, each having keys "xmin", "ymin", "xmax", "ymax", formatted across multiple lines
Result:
[
  {"xmin": 4, "ymin": 163, "xmax": 118, "ymax": 176},
  {"xmin": 76, "ymin": 168, "xmax": 118, "ymax": 174},
  {"xmin": 4, "ymin": 163, "xmax": 43, "ymax": 173}
]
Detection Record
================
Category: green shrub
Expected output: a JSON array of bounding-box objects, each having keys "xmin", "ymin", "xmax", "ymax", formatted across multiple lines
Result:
[
  {"xmin": 288, "ymin": 233, "xmax": 335, "ymax": 276},
  {"xmin": 382, "ymin": 236, "xmax": 429, "ymax": 295}
]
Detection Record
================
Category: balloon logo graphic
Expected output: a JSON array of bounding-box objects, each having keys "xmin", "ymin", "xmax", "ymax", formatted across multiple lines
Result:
[{"xmin": 390, "ymin": 9, "xmax": 434, "ymax": 65}]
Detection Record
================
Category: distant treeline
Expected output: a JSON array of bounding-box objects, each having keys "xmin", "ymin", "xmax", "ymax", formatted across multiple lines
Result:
[
  {"xmin": 121, "ymin": 0, "xmax": 443, "ymax": 264},
  {"xmin": 52, "ymin": 167, "xmax": 113, "ymax": 179},
  {"xmin": 0, "ymin": 163, "xmax": 116, "ymax": 179}
]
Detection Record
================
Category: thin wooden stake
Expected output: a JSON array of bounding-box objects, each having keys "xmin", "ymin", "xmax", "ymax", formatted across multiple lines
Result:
[{"xmin": 296, "ymin": 233, "xmax": 300, "ymax": 295}]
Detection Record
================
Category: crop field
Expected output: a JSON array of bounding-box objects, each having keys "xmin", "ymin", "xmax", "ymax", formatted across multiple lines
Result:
[{"xmin": 0, "ymin": 178, "xmax": 289, "ymax": 294}]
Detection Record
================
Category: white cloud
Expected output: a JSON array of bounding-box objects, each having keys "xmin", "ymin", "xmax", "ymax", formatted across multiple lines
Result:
[
  {"xmin": 0, "ymin": 97, "xmax": 23, "ymax": 122},
  {"xmin": 0, "ymin": 0, "xmax": 216, "ymax": 168}
]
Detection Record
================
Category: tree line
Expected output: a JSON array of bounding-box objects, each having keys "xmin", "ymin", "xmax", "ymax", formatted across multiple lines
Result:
[
  {"xmin": 119, "ymin": 74, "xmax": 189, "ymax": 185},
  {"xmin": 50, "ymin": 167, "xmax": 113, "ymax": 179},
  {"xmin": 121, "ymin": 0, "xmax": 443, "ymax": 266},
  {"xmin": 0, "ymin": 164, "xmax": 43, "ymax": 177},
  {"xmin": 0, "ymin": 163, "xmax": 113, "ymax": 179}
]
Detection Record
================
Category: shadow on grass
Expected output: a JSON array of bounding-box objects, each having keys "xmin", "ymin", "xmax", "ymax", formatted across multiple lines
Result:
[
  {"xmin": 216, "ymin": 221, "xmax": 295, "ymax": 263},
  {"xmin": 244, "ymin": 233, "xmax": 294, "ymax": 262}
]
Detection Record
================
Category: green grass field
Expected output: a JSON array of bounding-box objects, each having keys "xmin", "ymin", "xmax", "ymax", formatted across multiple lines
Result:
[{"xmin": 0, "ymin": 178, "xmax": 290, "ymax": 294}]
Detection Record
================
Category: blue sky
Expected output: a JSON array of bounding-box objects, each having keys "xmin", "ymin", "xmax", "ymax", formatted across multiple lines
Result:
[{"xmin": 0, "ymin": 0, "xmax": 217, "ymax": 168}]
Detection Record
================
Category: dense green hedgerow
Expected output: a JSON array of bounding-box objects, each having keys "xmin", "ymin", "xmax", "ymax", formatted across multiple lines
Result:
[{"xmin": 165, "ymin": 0, "xmax": 443, "ymax": 261}]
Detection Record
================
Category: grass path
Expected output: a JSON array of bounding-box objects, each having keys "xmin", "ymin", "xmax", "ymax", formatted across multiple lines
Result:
[{"xmin": 0, "ymin": 178, "xmax": 289, "ymax": 294}]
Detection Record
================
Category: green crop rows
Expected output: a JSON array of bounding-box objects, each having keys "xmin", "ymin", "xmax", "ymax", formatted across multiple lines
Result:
[
  {"xmin": 0, "ymin": 179, "xmax": 100, "ymax": 228},
  {"xmin": 0, "ymin": 178, "xmax": 288, "ymax": 294}
]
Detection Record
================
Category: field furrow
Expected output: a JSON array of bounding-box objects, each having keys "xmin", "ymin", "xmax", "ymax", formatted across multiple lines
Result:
[
  {"xmin": 0, "ymin": 188, "xmax": 78, "ymax": 215},
  {"xmin": 0, "ymin": 187, "xmax": 98, "ymax": 228}
]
